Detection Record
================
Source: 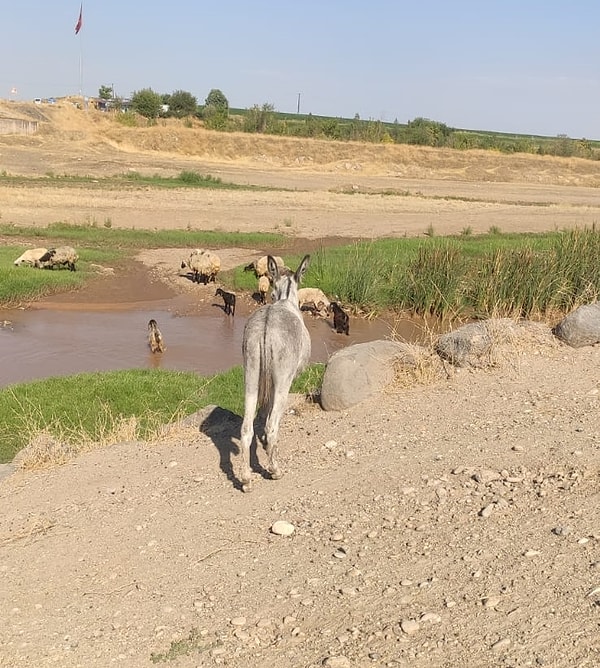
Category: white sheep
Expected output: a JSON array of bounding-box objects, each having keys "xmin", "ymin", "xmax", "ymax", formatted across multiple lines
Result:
[
  {"xmin": 181, "ymin": 249, "xmax": 221, "ymax": 284},
  {"xmin": 13, "ymin": 248, "xmax": 49, "ymax": 267},
  {"xmin": 297, "ymin": 287, "xmax": 331, "ymax": 316},
  {"xmin": 35, "ymin": 246, "xmax": 79, "ymax": 271},
  {"xmin": 244, "ymin": 255, "xmax": 285, "ymax": 278},
  {"xmin": 257, "ymin": 274, "xmax": 271, "ymax": 305}
]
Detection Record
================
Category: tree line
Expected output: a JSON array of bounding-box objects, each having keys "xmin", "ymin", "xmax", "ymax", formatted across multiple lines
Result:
[{"xmin": 97, "ymin": 85, "xmax": 600, "ymax": 161}]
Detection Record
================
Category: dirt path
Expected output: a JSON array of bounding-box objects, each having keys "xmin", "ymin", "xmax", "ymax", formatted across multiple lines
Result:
[{"xmin": 1, "ymin": 343, "xmax": 599, "ymax": 668}]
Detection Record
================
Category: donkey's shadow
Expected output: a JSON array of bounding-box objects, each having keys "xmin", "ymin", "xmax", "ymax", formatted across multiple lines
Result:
[{"xmin": 198, "ymin": 406, "xmax": 271, "ymax": 491}]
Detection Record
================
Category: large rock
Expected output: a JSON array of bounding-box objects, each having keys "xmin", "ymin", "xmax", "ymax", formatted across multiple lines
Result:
[
  {"xmin": 434, "ymin": 318, "xmax": 556, "ymax": 367},
  {"xmin": 320, "ymin": 340, "xmax": 422, "ymax": 411},
  {"xmin": 552, "ymin": 302, "xmax": 600, "ymax": 348}
]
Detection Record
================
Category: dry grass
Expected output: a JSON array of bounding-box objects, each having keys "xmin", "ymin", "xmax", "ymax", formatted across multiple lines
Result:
[
  {"xmin": 387, "ymin": 317, "xmax": 562, "ymax": 390},
  {"xmin": 0, "ymin": 512, "xmax": 57, "ymax": 547},
  {"xmin": 7, "ymin": 99, "xmax": 600, "ymax": 187},
  {"xmin": 12, "ymin": 411, "xmax": 168, "ymax": 470},
  {"xmin": 391, "ymin": 345, "xmax": 448, "ymax": 389}
]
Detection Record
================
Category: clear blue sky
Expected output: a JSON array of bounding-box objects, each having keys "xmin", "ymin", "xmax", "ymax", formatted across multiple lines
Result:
[{"xmin": 2, "ymin": 1, "xmax": 599, "ymax": 139}]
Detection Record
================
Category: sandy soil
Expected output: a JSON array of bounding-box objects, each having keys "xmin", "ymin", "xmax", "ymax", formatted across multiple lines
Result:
[{"xmin": 0, "ymin": 102, "xmax": 599, "ymax": 668}]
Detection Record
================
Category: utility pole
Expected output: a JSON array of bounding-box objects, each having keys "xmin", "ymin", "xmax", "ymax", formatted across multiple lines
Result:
[{"xmin": 297, "ymin": 92, "xmax": 301, "ymax": 114}]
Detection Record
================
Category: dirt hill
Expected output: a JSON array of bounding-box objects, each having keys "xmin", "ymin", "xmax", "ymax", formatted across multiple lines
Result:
[
  {"xmin": 2, "ymin": 100, "xmax": 600, "ymax": 238},
  {"xmin": 3, "ymin": 99, "xmax": 600, "ymax": 186}
]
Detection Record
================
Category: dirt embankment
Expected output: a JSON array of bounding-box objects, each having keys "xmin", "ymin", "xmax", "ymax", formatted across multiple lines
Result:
[{"xmin": 2, "ymin": 100, "xmax": 600, "ymax": 238}]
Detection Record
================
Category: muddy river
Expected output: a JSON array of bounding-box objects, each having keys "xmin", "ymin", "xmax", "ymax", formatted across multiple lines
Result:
[{"xmin": 0, "ymin": 273, "xmax": 433, "ymax": 388}]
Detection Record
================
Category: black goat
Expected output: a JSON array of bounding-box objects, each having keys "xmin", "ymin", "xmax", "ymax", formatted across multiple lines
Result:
[
  {"xmin": 330, "ymin": 301, "xmax": 350, "ymax": 335},
  {"xmin": 215, "ymin": 288, "xmax": 236, "ymax": 316}
]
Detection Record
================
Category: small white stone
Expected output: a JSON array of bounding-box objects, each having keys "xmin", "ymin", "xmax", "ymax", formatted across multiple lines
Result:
[
  {"xmin": 231, "ymin": 617, "xmax": 246, "ymax": 627},
  {"xmin": 480, "ymin": 503, "xmax": 495, "ymax": 518},
  {"xmin": 483, "ymin": 596, "xmax": 501, "ymax": 609},
  {"xmin": 324, "ymin": 440, "xmax": 338, "ymax": 449},
  {"xmin": 420, "ymin": 612, "xmax": 441, "ymax": 624},
  {"xmin": 271, "ymin": 520, "xmax": 295, "ymax": 536},
  {"xmin": 491, "ymin": 637, "xmax": 511, "ymax": 651},
  {"xmin": 400, "ymin": 619, "xmax": 420, "ymax": 635}
]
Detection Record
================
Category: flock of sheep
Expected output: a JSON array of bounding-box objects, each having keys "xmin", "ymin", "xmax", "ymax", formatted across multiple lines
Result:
[
  {"xmin": 13, "ymin": 246, "xmax": 79, "ymax": 271},
  {"xmin": 180, "ymin": 248, "xmax": 350, "ymax": 338}
]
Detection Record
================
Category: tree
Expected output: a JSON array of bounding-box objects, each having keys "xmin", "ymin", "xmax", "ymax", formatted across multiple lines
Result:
[
  {"xmin": 131, "ymin": 88, "xmax": 163, "ymax": 119},
  {"xmin": 168, "ymin": 90, "xmax": 198, "ymax": 118},
  {"xmin": 203, "ymin": 89, "xmax": 229, "ymax": 130},
  {"xmin": 98, "ymin": 85, "xmax": 113, "ymax": 100},
  {"xmin": 204, "ymin": 89, "xmax": 229, "ymax": 113}
]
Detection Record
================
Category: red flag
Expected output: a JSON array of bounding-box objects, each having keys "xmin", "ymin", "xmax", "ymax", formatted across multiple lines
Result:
[{"xmin": 75, "ymin": 4, "xmax": 83, "ymax": 34}]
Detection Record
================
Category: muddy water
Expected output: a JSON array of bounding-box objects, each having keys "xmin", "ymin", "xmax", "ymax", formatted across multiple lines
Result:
[
  {"xmin": 0, "ymin": 269, "xmax": 436, "ymax": 388},
  {"xmin": 0, "ymin": 303, "xmax": 431, "ymax": 388}
]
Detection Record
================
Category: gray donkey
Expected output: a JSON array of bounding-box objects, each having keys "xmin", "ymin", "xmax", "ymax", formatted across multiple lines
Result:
[{"xmin": 239, "ymin": 254, "xmax": 311, "ymax": 492}]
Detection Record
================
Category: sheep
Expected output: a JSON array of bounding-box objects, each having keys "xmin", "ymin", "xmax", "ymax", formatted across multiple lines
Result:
[
  {"xmin": 215, "ymin": 288, "xmax": 236, "ymax": 316},
  {"xmin": 244, "ymin": 255, "xmax": 285, "ymax": 278},
  {"xmin": 257, "ymin": 274, "xmax": 271, "ymax": 305},
  {"xmin": 297, "ymin": 287, "xmax": 331, "ymax": 315},
  {"xmin": 148, "ymin": 319, "xmax": 166, "ymax": 353},
  {"xmin": 35, "ymin": 246, "xmax": 79, "ymax": 271},
  {"xmin": 181, "ymin": 249, "xmax": 221, "ymax": 284},
  {"xmin": 330, "ymin": 301, "xmax": 350, "ymax": 335},
  {"xmin": 13, "ymin": 248, "xmax": 49, "ymax": 267}
]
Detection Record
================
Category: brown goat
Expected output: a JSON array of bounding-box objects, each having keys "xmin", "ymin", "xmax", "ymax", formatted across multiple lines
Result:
[{"xmin": 148, "ymin": 319, "xmax": 166, "ymax": 353}]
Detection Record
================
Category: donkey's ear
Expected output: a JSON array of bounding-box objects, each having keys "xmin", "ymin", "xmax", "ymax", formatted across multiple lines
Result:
[
  {"xmin": 267, "ymin": 255, "xmax": 280, "ymax": 281},
  {"xmin": 295, "ymin": 254, "xmax": 310, "ymax": 284}
]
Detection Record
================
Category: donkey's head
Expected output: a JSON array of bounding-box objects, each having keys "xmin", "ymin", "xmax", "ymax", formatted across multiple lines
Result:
[{"xmin": 269, "ymin": 254, "xmax": 310, "ymax": 304}]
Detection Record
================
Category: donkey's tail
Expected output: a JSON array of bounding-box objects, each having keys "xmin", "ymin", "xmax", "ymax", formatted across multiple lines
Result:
[{"xmin": 257, "ymin": 346, "xmax": 273, "ymax": 409}]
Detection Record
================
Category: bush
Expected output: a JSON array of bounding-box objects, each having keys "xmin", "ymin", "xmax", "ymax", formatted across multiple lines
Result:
[{"xmin": 131, "ymin": 88, "xmax": 163, "ymax": 119}]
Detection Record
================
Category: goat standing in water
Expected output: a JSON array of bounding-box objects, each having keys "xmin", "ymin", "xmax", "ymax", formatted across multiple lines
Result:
[
  {"xmin": 215, "ymin": 288, "xmax": 236, "ymax": 316},
  {"xmin": 148, "ymin": 319, "xmax": 166, "ymax": 353},
  {"xmin": 239, "ymin": 254, "xmax": 311, "ymax": 492}
]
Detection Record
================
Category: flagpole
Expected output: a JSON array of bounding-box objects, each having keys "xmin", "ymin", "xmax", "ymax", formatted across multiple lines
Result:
[
  {"xmin": 75, "ymin": 3, "xmax": 83, "ymax": 106},
  {"xmin": 79, "ymin": 43, "xmax": 83, "ymax": 98}
]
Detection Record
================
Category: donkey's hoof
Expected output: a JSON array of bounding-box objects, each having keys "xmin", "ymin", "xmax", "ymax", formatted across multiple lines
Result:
[
  {"xmin": 242, "ymin": 482, "xmax": 253, "ymax": 493},
  {"xmin": 270, "ymin": 469, "xmax": 283, "ymax": 481}
]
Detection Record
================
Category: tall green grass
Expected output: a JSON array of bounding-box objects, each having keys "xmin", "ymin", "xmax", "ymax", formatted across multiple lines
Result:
[
  {"xmin": 0, "ymin": 365, "xmax": 325, "ymax": 463},
  {"xmin": 307, "ymin": 227, "xmax": 600, "ymax": 319}
]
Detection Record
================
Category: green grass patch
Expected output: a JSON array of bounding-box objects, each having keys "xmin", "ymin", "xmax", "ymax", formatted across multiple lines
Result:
[
  {"xmin": 0, "ymin": 245, "xmax": 125, "ymax": 306},
  {"xmin": 0, "ymin": 226, "xmax": 286, "ymax": 306},
  {"xmin": 0, "ymin": 222, "xmax": 286, "ymax": 251},
  {"xmin": 0, "ymin": 169, "xmax": 290, "ymax": 193},
  {"xmin": 0, "ymin": 364, "xmax": 325, "ymax": 463}
]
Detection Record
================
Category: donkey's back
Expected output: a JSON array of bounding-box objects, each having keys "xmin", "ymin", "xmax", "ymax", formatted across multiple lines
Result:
[{"xmin": 239, "ymin": 254, "xmax": 311, "ymax": 492}]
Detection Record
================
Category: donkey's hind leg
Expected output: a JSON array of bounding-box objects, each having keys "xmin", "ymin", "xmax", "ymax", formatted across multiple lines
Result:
[
  {"xmin": 263, "ymin": 391, "xmax": 288, "ymax": 480},
  {"xmin": 240, "ymin": 393, "xmax": 258, "ymax": 493}
]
